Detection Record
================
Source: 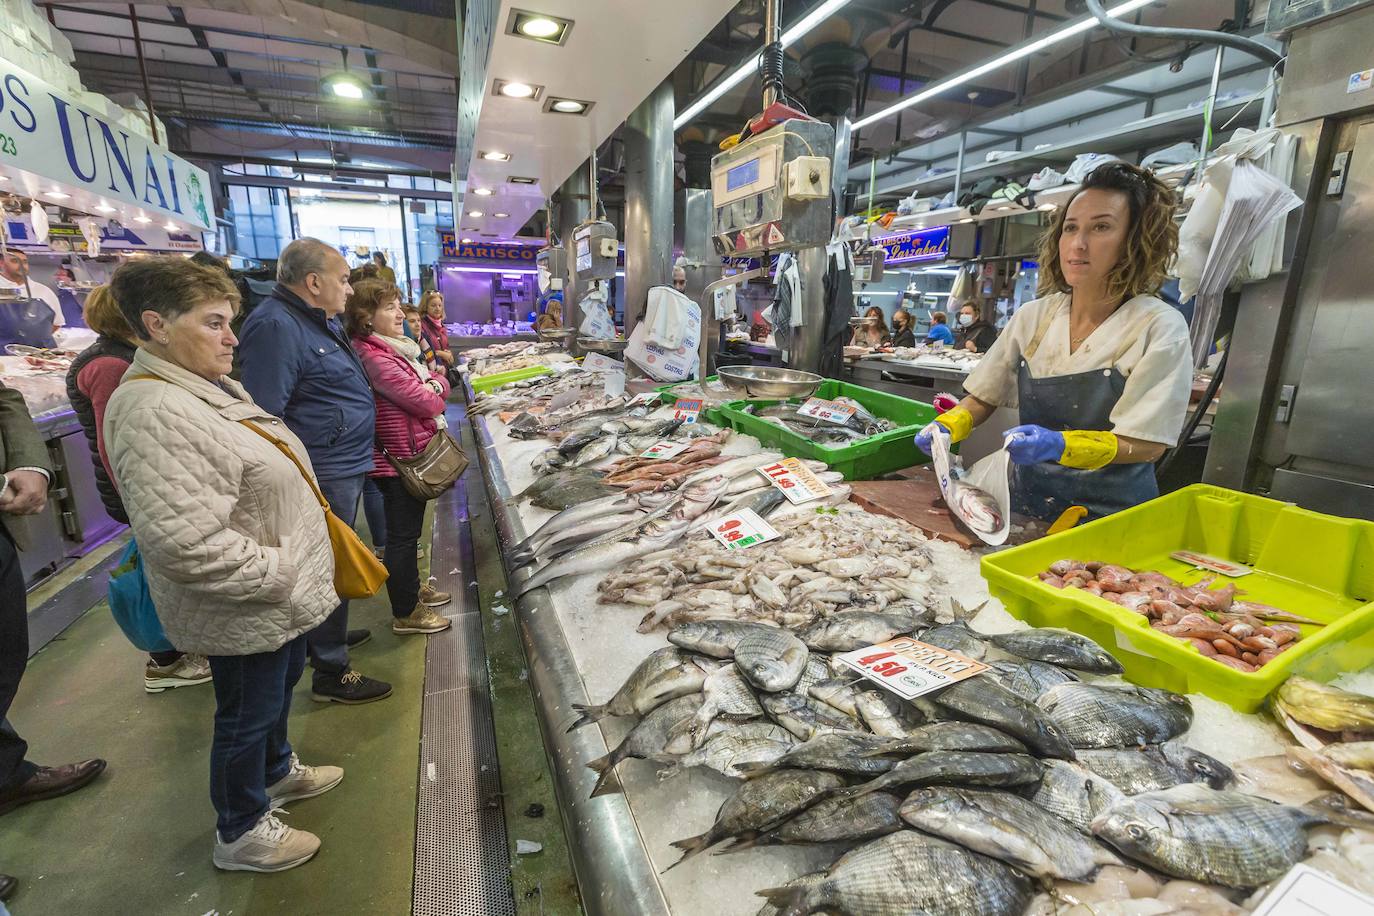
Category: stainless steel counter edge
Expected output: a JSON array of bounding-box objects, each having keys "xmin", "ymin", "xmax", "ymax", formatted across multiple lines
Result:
[{"xmin": 469, "ymin": 411, "xmax": 672, "ymax": 916}]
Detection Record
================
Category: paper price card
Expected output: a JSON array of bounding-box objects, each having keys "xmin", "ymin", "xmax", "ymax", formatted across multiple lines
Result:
[
  {"xmin": 709, "ymin": 508, "xmax": 780, "ymax": 550},
  {"xmin": 639, "ymin": 440, "xmax": 692, "ymax": 460},
  {"xmin": 1250, "ymin": 863, "xmax": 1374, "ymax": 916},
  {"xmin": 757, "ymin": 457, "xmax": 832, "ymax": 505},
  {"xmin": 797, "ymin": 397, "xmax": 857, "ymax": 425},
  {"xmin": 1169, "ymin": 550, "xmax": 1253, "ymax": 578},
  {"xmin": 673, "ymin": 398, "xmax": 704, "ymax": 424},
  {"xmin": 836, "ymin": 637, "xmax": 989, "ymax": 700},
  {"xmin": 626, "ymin": 391, "xmax": 662, "ymax": 408}
]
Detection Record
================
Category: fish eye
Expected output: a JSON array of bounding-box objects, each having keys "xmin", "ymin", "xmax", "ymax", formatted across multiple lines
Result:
[{"xmin": 1126, "ymin": 825, "xmax": 1147, "ymax": 841}]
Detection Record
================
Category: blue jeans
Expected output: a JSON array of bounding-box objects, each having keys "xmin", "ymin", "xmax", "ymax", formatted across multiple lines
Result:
[
  {"xmin": 362, "ymin": 477, "xmax": 388, "ymax": 551},
  {"xmin": 208, "ymin": 634, "xmax": 306, "ymax": 842},
  {"xmin": 311, "ymin": 475, "xmax": 366, "ymax": 677}
]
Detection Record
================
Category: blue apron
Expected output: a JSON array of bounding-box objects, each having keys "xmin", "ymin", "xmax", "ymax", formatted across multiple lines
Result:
[{"xmin": 1011, "ymin": 307, "xmax": 1158, "ymax": 522}]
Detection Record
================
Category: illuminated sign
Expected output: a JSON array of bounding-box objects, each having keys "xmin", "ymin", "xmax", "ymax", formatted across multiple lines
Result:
[
  {"xmin": 439, "ymin": 229, "xmax": 539, "ymax": 262},
  {"xmin": 877, "ymin": 226, "xmax": 951, "ymax": 265}
]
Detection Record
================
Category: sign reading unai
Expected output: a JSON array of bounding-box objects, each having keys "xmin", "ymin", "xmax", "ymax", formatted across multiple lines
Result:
[
  {"xmin": 0, "ymin": 57, "xmax": 212, "ymax": 229},
  {"xmin": 876, "ymin": 225, "xmax": 952, "ymax": 265}
]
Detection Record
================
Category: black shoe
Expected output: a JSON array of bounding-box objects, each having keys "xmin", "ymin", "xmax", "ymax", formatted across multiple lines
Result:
[
  {"xmin": 0, "ymin": 759, "xmax": 107, "ymax": 816},
  {"xmin": 311, "ymin": 669, "xmax": 392, "ymax": 705},
  {"xmin": 0, "ymin": 873, "xmax": 15, "ymax": 901},
  {"xmin": 346, "ymin": 628, "xmax": 372, "ymax": 649}
]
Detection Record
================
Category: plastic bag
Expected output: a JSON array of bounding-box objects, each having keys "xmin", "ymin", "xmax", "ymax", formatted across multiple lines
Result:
[
  {"xmin": 927, "ymin": 428, "xmax": 1011, "ymax": 546},
  {"xmin": 1064, "ymin": 152, "xmax": 1121, "ymax": 184},
  {"xmin": 1141, "ymin": 141, "xmax": 1199, "ymax": 169},
  {"xmin": 1027, "ymin": 167, "xmax": 1066, "ymax": 191},
  {"xmin": 108, "ymin": 539, "xmax": 175, "ymax": 653}
]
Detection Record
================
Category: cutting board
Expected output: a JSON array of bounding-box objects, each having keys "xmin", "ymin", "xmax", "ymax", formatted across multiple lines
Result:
[{"xmin": 848, "ymin": 467, "xmax": 980, "ymax": 548}]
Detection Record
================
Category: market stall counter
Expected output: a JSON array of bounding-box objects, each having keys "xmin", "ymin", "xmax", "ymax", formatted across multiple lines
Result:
[{"xmin": 462, "ymin": 351, "xmax": 1374, "ymax": 916}]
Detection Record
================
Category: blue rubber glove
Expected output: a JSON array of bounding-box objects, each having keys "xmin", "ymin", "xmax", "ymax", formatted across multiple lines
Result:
[
  {"xmin": 914, "ymin": 423, "xmax": 949, "ymax": 457},
  {"xmin": 1003, "ymin": 425, "xmax": 1066, "ymax": 465}
]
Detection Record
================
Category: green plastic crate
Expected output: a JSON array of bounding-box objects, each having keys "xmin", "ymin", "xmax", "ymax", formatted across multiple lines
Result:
[
  {"xmin": 717, "ymin": 380, "xmax": 940, "ymax": 480},
  {"xmin": 469, "ymin": 364, "xmax": 552, "ymax": 394},
  {"xmin": 654, "ymin": 377, "xmax": 727, "ymax": 426},
  {"xmin": 981, "ymin": 484, "xmax": 1374, "ymax": 712}
]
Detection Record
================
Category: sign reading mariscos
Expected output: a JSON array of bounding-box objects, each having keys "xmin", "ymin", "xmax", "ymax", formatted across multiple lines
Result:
[
  {"xmin": 0, "ymin": 57, "xmax": 212, "ymax": 230},
  {"xmin": 439, "ymin": 230, "xmax": 540, "ymax": 262},
  {"xmin": 876, "ymin": 225, "xmax": 952, "ymax": 265}
]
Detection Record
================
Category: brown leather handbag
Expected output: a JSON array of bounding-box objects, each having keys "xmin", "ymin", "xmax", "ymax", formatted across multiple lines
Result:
[
  {"xmin": 380, "ymin": 428, "xmax": 468, "ymax": 501},
  {"xmin": 239, "ymin": 420, "xmax": 389, "ymax": 600}
]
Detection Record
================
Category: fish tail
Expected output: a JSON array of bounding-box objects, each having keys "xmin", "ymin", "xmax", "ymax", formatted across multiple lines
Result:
[
  {"xmin": 715, "ymin": 834, "xmax": 769, "ymax": 855},
  {"xmin": 664, "ymin": 830, "xmax": 716, "ymax": 869},
  {"xmin": 1302, "ymin": 791, "xmax": 1374, "ymax": 829},
  {"xmin": 586, "ymin": 751, "xmax": 625, "ymax": 798},
  {"xmin": 753, "ymin": 886, "xmax": 809, "ymax": 916},
  {"xmin": 732, "ymin": 760, "xmax": 774, "ymax": 776},
  {"xmin": 566, "ymin": 703, "xmax": 605, "ymax": 732}
]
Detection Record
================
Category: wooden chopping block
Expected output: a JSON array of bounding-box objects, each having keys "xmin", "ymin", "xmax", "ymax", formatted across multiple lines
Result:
[{"xmin": 848, "ymin": 469, "xmax": 978, "ymax": 548}]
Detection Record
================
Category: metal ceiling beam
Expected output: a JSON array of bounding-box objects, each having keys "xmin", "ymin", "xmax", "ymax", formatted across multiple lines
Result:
[{"xmin": 189, "ymin": 151, "xmax": 449, "ymax": 181}]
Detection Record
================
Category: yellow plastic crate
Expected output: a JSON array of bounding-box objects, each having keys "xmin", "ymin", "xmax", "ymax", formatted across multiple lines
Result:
[{"xmin": 980, "ymin": 484, "xmax": 1374, "ymax": 712}]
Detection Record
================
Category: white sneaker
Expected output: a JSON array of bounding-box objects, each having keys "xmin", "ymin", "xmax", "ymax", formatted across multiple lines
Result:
[
  {"xmin": 145, "ymin": 653, "xmax": 213, "ymax": 693},
  {"xmin": 266, "ymin": 754, "xmax": 344, "ymax": 805},
  {"xmin": 213, "ymin": 810, "xmax": 320, "ymax": 873}
]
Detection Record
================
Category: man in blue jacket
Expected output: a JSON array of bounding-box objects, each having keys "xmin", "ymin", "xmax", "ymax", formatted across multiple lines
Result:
[{"xmin": 238, "ymin": 238, "xmax": 391, "ymax": 705}]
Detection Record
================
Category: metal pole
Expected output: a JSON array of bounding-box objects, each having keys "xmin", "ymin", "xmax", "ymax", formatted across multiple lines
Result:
[
  {"xmin": 762, "ymin": 0, "xmax": 781, "ymax": 109},
  {"xmin": 953, "ymin": 131, "xmax": 967, "ymax": 204},
  {"xmin": 128, "ymin": 4, "xmax": 159, "ymax": 145},
  {"xmin": 587, "ymin": 148, "xmax": 598, "ymax": 220},
  {"xmin": 557, "ymin": 163, "xmax": 590, "ymax": 342},
  {"xmin": 623, "ymin": 80, "xmax": 675, "ymax": 356}
]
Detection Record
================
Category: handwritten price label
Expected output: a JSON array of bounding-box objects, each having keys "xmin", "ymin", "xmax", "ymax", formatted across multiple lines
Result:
[
  {"xmin": 626, "ymin": 391, "xmax": 662, "ymax": 408},
  {"xmin": 836, "ymin": 637, "xmax": 989, "ymax": 700},
  {"xmin": 709, "ymin": 508, "xmax": 780, "ymax": 550},
  {"xmin": 797, "ymin": 397, "xmax": 857, "ymax": 425},
  {"xmin": 673, "ymin": 398, "xmax": 704, "ymax": 424},
  {"xmin": 639, "ymin": 440, "xmax": 692, "ymax": 460},
  {"xmin": 757, "ymin": 457, "xmax": 833, "ymax": 505},
  {"xmin": 1170, "ymin": 550, "xmax": 1253, "ymax": 578}
]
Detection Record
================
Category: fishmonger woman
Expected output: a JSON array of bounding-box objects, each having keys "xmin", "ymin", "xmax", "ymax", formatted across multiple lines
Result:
[{"xmin": 917, "ymin": 162, "xmax": 1191, "ymax": 521}]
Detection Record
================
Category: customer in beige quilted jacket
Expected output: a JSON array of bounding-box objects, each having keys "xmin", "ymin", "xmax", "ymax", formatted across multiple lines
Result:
[{"xmin": 103, "ymin": 257, "xmax": 343, "ymax": 874}]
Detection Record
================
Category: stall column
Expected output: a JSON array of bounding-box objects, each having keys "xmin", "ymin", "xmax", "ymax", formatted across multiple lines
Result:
[
  {"xmin": 555, "ymin": 162, "xmax": 590, "ymax": 343},
  {"xmin": 788, "ymin": 245, "xmax": 830, "ymax": 373},
  {"xmin": 622, "ymin": 80, "xmax": 674, "ymax": 352}
]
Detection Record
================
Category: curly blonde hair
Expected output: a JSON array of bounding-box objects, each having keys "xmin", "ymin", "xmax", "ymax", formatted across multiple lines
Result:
[{"xmin": 1037, "ymin": 162, "xmax": 1178, "ymax": 302}]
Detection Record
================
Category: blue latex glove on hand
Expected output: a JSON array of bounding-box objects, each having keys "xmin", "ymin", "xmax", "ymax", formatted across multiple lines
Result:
[
  {"xmin": 914, "ymin": 423, "xmax": 949, "ymax": 457},
  {"xmin": 1003, "ymin": 425, "xmax": 1066, "ymax": 465}
]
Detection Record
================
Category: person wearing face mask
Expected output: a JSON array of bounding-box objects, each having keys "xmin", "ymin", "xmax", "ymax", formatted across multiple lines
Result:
[
  {"xmin": 915, "ymin": 162, "xmax": 1190, "ymax": 521},
  {"xmin": 672, "ymin": 265, "xmax": 687, "ymax": 293},
  {"xmin": 890, "ymin": 310, "xmax": 916, "ymax": 348},
  {"xmin": 954, "ymin": 301, "xmax": 997, "ymax": 353}
]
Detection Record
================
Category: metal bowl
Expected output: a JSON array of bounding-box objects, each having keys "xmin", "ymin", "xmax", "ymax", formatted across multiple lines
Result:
[
  {"xmin": 537, "ymin": 327, "xmax": 575, "ymax": 343},
  {"xmin": 717, "ymin": 365, "xmax": 824, "ymax": 399},
  {"xmin": 577, "ymin": 337, "xmax": 629, "ymax": 354}
]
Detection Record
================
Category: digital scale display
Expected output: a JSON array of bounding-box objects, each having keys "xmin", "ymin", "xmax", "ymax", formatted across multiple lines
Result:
[{"xmin": 726, "ymin": 157, "xmax": 761, "ymax": 192}]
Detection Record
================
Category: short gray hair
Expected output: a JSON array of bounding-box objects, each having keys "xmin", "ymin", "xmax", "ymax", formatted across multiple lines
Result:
[{"xmin": 277, "ymin": 238, "xmax": 342, "ymax": 286}]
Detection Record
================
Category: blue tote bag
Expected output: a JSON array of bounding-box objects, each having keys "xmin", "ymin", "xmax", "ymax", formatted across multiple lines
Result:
[{"xmin": 107, "ymin": 539, "xmax": 175, "ymax": 653}]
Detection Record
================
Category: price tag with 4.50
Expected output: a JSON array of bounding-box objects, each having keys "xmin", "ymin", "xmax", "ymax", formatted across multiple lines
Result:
[
  {"xmin": 797, "ymin": 397, "xmax": 857, "ymax": 425},
  {"xmin": 710, "ymin": 508, "xmax": 780, "ymax": 550},
  {"xmin": 757, "ymin": 457, "xmax": 832, "ymax": 505},
  {"xmin": 836, "ymin": 637, "xmax": 989, "ymax": 700},
  {"xmin": 673, "ymin": 398, "xmax": 704, "ymax": 424}
]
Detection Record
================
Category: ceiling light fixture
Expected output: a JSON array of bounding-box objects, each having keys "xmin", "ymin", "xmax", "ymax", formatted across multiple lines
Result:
[
  {"xmin": 481, "ymin": 150, "xmax": 511, "ymax": 162},
  {"xmin": 473, "ymin": 187, "xmax": 494, "ymax": 196},
  {"xmin": 467, "ymin": 210, "xmax": 484, "ymax": 217},
  {"xmin": 544, "ymin": 96, "xmax": 592, "ymax": 116},
  {"xmin": 493, "ymin": 212, "xmax": 510, "ymax": 218},
  {"xmin": 133, "ymin": 214, "xmax": 151, "ymax": 223},
  {"xmin": 673, "ymin": 0, "xmax": 854, "ymax": 129},
  {"xmin": 495, "ymin": 79, "xmax": 542, "ymax": 100},
  {"xmin": 46, "ymin": 190, "xmax": 69, "ymax": 199},
  {"xmin": 508, "ymin": 176, "xmax": 538, "ymax": 184},
  {"xmin": 508, "ymin": 9, "xmax": 573, "ymax": 45},
  {"xmin": 165, "ymin": 221, "xmax": 179, "ymax": 231},
  {"xmin": 322, "ymin": 47, "xmax": 369, "ymax": 101},
  {"xmin": 461, "ymin": 237, "xmax": 473, "ymax": 243},
  {"xmin": 852, "ymin": 0, "xmax": 1155, "ymax": 129},
  {"xmin": 95, "ymin": 202, "xmax": 115, "ymax": 212}
]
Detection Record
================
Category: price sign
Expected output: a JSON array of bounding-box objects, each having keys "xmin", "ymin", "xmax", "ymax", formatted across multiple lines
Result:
[
  {"xmin": 626, "ymin": 391, "xmax": 662, "ymax": 408},
  {"xmin": 836, "ymin": 637, "xmax": 989, "ymax": 700},
  {"xmin": 1169, "ymin": 550, "xmax": 1253, "ymax": 578},
  {"xmin": 639, "ymin": 440, "xmax": 692, "ymax": 460},
  {"xmin": 757, "ymin": 457, "xmax": 833, "ymax": 505},
  {"xmin": 1250, "ymin": 863, "xmax": 1374, "ymax": 915},
  {"xmin": 673, "ymin": 398, "xmax": 704, "ymax": 424},
  {"xmin": 798, "ymin": 397, "xmax": 857, "ymax": 425},
  {"xmin": 709, "ymin": 508, "xmax": 780, "ymax": 550}
]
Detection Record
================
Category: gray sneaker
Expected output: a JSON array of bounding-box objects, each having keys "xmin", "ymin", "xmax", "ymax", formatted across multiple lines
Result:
[
  {"xmin": 144, "ymin": 653, "xmax": 213, "ymax": 693},
  {"xmin": 213, "ymin": 811, "xmax": 320, "ymax": 873},
  {"xmin": 266, "ymin": 754, "xmax": 343, "ymax": 805}
]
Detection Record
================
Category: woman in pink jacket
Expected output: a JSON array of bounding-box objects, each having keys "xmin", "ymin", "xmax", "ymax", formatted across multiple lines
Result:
[{"xmin": 345, "ymin": 280, "xmax": 452, "ymax": 636}]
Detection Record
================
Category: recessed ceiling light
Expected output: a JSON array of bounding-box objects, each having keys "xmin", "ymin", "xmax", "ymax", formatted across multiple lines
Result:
[
  {"xmin": 95, "ymin": 202, "xmax": 115, "ymax": 212},
  {"xmin": 508, "ymin": 176, "xmax": 537, "ymax": 184},
  {"xmin": 165, "ymin": 221, "xmax": 179, "ymax": 231},
  {"xmin": 461, "ymin": 237, "xmax": 473, "ymax": 244},
  {"xmin": 481, "ymin": 150, "xmax": 511, "ymax": 162},
  {"xmin": 495, "ymin": 79, "xmax": 542, "ymax": 100},
  {"xmin": 467, "ymin": 210, "xmax": 484, "ymax": 217},
  {"xmin": 494, "ymin": 212, "xmax": 510, "ymax": 218},
  {"xmin": 47, "ymin": 190, "xmax": 69, "ymax": 199},
  {"xmin": 473, "ymin": 187, "xmax": 494, "ymax": 196},
  {"xmin": 547, "ymin": 97, "xmax": 590, "ymax": 114},
  {"xmin": 133, "ymin": 214, "xmax": 151, "ymax": 223},
  {"xmin": 508, "ymin": 9, "xmax": 573, "ymax": 45}
]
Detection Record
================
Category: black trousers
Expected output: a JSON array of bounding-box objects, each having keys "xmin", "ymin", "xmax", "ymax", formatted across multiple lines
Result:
[
  {"xmin": 0, "ymin": 531, "xmax": 36, "ymax": 791},
  {"xmin": 376, "ymin": 476, "xmax": 426, "ymax": 618}
]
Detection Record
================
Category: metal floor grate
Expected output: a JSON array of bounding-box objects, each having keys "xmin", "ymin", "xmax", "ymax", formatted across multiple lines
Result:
[{"xmin": 414, "ymin": 419, "xmax": 517, "ymax": 916}]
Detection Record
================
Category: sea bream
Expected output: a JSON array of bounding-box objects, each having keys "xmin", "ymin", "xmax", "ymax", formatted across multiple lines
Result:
[
  {"xmin": 567, "ymin": 647, "xmax": 716, "ymax": 731},
  {"xmin": 585, "ymin": 693, "xmax": 703, "ymax": 797},
  {"xmin": 1037, "ymin": 683, "xmax": 1193, "ymax": 749},
  {"xmin": 725, "ymin": 791, "xmax": 904, "ymax": 852},
  {"xmin": 1075, "ymin": 742, "xmax": 1235, "ymax": 794}
]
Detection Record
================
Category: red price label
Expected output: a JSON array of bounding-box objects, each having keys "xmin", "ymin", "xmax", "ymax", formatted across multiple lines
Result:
[
  {"xmin": 756, "ymin": 457, "xmax": 832, "ymax": 505},
  {"xmin": 709, "ymin": 509, "xmax": 779, "ymax": 550},
  {"xmin": 836, "ymin": 638, "xmax": 991, "ymax": 700}
]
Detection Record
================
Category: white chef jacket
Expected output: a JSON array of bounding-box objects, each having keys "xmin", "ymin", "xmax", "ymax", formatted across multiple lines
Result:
[
  {"xmin": 963, "ymin": 291, "xmax": 1192, "ymax": 446},
  {"xmin": 0, "ymin": 276, "xmax": 65, "ymax": 328}
]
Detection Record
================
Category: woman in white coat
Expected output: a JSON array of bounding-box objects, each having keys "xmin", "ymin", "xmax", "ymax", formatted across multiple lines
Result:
[{"xmin": 104, "ymin": 258, "xmax": 342, "ymax": 874}]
